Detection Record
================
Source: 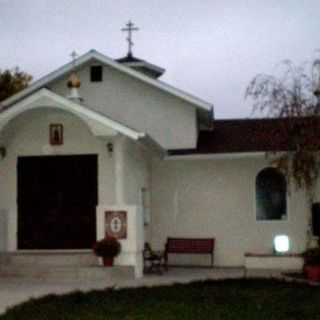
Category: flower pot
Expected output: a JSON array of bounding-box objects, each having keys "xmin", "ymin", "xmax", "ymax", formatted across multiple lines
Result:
[
  {"xmin": 103, "ymin": 257, "xmax": 114, "ymax": 267},
  {"xmin": 305, "ymin": 265, "xmax": 320, "ymax": 281}
]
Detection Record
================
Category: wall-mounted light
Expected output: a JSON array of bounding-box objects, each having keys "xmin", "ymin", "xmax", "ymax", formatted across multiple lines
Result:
[
  {"xmin": 273, "ymin": 235, "xmax": 290, "ymax": 254},
  {"xmin": 107, "ymin": 142, "xmax": 113, "ymax": 155},
  {"xmin": 0, "ymin": 146, "xmax": 6, "ymax": 159}
]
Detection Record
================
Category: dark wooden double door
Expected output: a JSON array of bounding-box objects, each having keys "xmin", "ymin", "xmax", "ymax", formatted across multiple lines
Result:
[{"xmin": 17, "ymin": 155, "xmax": 98, "ymax": 250}]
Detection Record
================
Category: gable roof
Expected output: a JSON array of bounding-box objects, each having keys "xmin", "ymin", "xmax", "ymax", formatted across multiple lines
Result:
[
  {"xmin": 0, "ymin": 50, "xmax": 213, "ymax": 112},
  {"xmin": 0, "ymin": 88, "xmax": 145, "ymax": 140},
  {"xmin": 168, "ymin": 117, "xmax": 320, "ymax": 156}
]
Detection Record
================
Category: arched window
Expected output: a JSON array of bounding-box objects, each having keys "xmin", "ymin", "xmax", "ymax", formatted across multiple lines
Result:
[{"xmin": 256, "ymin": 168, "xmax": 287, "ymax": 221}]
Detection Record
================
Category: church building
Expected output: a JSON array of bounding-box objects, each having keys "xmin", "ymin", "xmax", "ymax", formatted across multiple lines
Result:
[{"xmin": 0, "ymin": 23, "xmax": 315, "ymax": 277}]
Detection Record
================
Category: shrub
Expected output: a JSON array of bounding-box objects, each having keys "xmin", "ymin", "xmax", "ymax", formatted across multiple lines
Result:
[{"xmin": 93, "ymin": 237, "xmax": 121, "ymax": 258}]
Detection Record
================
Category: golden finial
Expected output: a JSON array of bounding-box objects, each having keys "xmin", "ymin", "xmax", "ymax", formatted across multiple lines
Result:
[
  {"xmin": 67, "ymin": 73, "xmax": 81, "ymax": 88},
  {"xmin": 67, "ymin": 50, "xmax": 81, "ymax": 88}
]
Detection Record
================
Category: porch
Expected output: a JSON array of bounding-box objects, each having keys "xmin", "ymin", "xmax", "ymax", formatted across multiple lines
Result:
[{"xmin": 0, "ymin": 89, "xmax": 159, "ymax": 278}]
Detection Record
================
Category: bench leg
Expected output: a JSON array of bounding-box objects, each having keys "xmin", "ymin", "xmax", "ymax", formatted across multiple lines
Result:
[{"xmin": 164, "ymin": 252, "xmax": 168, "ymax": 271}]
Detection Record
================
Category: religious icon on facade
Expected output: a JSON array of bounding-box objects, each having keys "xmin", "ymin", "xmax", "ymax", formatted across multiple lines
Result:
[
  {"xmin": 50, "ymin": 124, "xmax": 63, "ymax": 145},
  {"xmin": 105, "ymin": 211, "xmax": 127, "ymax": 239}
]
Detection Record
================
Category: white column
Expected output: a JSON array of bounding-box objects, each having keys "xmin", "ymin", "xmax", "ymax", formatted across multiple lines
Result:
[
  {"xmin": 97, "ymin": 205, "xmax": 144, "ymax": 278},
  {"xmin": 114, "ymin": 136, "xmax": 125, "ymax": 205},
  {"xmin": 0, "ymin": 209, "xmax": 8, "ymax": 251}
]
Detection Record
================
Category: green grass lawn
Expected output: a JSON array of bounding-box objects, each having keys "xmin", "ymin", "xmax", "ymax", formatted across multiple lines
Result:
[{"xmin": 1, "ymin": 279, "xmax": 320, "ymax": 320}]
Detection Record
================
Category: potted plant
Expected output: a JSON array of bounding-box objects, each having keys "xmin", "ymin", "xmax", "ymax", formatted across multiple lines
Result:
[
  {"xmin": 303, "ymin": 247, "xmax": 320, "ymax": 281},
  {"xmin": 93, "ymin": 236, "xmax": 121, "ymax": 267}
]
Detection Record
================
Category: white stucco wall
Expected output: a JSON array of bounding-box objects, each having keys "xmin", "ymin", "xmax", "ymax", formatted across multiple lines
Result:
[
  {"xmin": 50, "ymin": 62, "xmax": 197, "ymax": 149},
  {"xmin": 121, "ymin": 138, "xmax": 152, "ymax": 242},
  {"xmin": 151, "ymin": 157, "xmax": 310, "ymax": 267},
  {"xmin": 0, "ymin": 108, "xmax": 116, "ymax": 251},
  {"xmin": 122, "ymin": 138, "xmax": 151, "ymax": 204}
]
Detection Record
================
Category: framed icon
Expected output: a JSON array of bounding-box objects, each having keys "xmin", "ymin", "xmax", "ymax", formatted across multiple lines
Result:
[{"xmin": 50, "ymin": 124, "xmax": 63, "ymax": 145}]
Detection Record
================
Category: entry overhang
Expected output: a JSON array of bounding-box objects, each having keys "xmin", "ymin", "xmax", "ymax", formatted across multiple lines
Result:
[{"xmin": 0, "ymin": 88, "xmax": 145, "ymax": 140}]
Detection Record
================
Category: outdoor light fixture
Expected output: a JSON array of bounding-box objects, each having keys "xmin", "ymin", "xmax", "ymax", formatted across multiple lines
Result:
[
  {"xmin": 107, "ymin": 142, "xmax": 113, "ymax": 154},
  {"xmin": 273, "ymin": 235, "xmax": 290, "ymax": 254},
  {"xmin": 0, "ymin": 146, "xmax": 6, "ymax": 159}
]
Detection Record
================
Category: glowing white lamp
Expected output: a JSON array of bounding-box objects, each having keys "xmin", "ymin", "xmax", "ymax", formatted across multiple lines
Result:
[{"xmin": 273, "ymin": 235, "xmax": 290, "ymax": 254}]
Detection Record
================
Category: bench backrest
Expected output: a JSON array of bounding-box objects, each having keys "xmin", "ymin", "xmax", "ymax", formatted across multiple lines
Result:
[{"xmin": 166, "ymin": 238, "xmax": 215, "ymax": 254}]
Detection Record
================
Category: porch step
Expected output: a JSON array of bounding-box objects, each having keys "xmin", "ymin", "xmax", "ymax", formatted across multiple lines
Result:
[
  {"xmin": 0, "ymin": 265, "xmax": 135, "ymax": 281},
  {"xmin": 0, "ymin": 251, "xmax": 99, "ymax": 267},
  {"xmin": 0, "ymin": 252, "xmax": 135, "ymax": 281}
]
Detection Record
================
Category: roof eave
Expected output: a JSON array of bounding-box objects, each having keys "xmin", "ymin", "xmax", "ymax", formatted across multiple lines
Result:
[
  {"xmin": 0, "ymin": 88, "xmax": 145, "ymax": 141},
  {"xmin": 122, "ymin": 61, "xmax": 165, "ymax": 74}
]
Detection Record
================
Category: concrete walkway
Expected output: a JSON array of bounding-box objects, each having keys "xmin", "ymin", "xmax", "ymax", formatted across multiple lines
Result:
[{"xmin": 0, "ymin": 267, "xmax": 246, "ymax": 315}]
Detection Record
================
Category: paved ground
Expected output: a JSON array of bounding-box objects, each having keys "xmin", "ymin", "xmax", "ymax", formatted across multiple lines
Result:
[{"xmin": 0, "ymin": 267, "xmax": 248, "ymax": 315}]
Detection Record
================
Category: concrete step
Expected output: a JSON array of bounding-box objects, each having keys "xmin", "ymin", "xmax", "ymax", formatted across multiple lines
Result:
[
  {"xmin": 0, "ymin": 265, "xmax": 135, "ymax": 281},
  {"xmin": 0, "ymin": 251, "xmax": 99, "ymax": 267}
]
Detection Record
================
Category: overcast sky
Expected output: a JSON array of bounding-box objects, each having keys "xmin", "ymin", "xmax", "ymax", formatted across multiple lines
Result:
[{"xmin": 0, "ymin": 0, "xmax": 319, "ymax": 118}]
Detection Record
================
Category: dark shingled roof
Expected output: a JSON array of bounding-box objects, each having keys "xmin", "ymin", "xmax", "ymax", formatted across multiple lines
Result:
[
  {"xmin": 116, "ymin": 54, "xmax": 143, "ymax": 63},
  {"xmin": 168, "ymin": 117, "xmax": 320, "ymax": 155},
  {"xmin": 115, "ymin": 54, "xmax": 165, "ymax": 78}
]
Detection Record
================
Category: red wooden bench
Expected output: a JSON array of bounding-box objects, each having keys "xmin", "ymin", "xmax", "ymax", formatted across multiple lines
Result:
[{"xmin": 164, "ymin": 237, "xmax": 215, "ymax": 268}]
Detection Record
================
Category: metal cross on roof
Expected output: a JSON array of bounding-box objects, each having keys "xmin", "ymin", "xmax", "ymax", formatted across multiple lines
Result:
[{"xmin": 121, "ymin": 20, "xmax": 139, "ymax": 56}]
